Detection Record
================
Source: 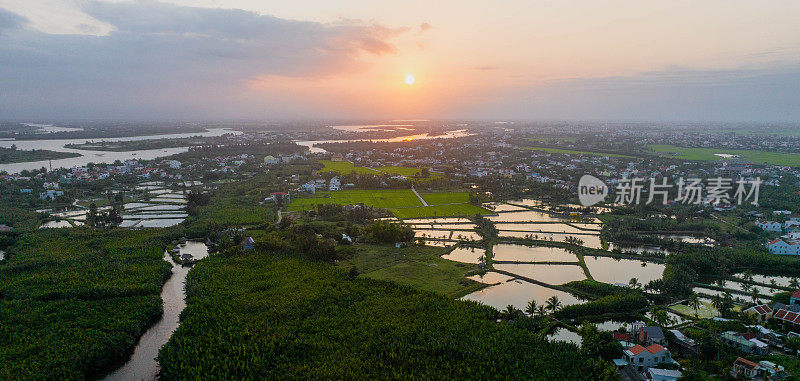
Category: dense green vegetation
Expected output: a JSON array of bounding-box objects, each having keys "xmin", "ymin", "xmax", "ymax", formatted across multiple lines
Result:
[
  {"xmin": 520, "ymin": 146, "xmax": 635, "ymax": 158},
  {"xmin": 289, "ymin": 189, "xmax": 422, "ymax": 210},
  {"xmin": 317, "ymin": 159, "xmax": 382, "ymax": 175},
  {"xmin": 0, "ymin": 228, "xmax": 177, "ymax": 379},
  {"xmin": 157, "ymin": 250, "xmax": 593, "ymax": 379},
  {"xmin": 64, "ymin": 136, "xmax": 217, "ymax": 151},
  {"xmin": 0, "ymin": 146, "xmax": 80, "ymax": 164},
  {"xmin": 649, "ymin": 144, "xmax": 800, "ymax": 166}
]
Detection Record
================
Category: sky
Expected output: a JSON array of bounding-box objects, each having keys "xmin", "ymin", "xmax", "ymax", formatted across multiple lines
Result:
[{"xmin": 1, "ymin": 0, "xmax": 800, "ymax": 122}]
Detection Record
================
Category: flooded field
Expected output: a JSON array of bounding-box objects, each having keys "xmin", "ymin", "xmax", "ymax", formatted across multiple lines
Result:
[
  {"xmin": 492, "ymin": 244, "xmax": 578, "ymax": 262},
  {"xmin": 488, "ymin": 210, "xmax": 568, "ymax": 223},
  {"xmin": 584, "ymin": 256, "xmax": 665, "ymax": 284},
  {"xmin": 462, "ymin": 279, "xmax": 584, "ymax": 310},
  {"xmin": 495, "ymin": 222, "xmax": 599, "ymax": 235},
  {"xmin": 737, "ymin": 274, "xmax": 798, "ymax": 288},
  {"xmin": 442, "ymin": 246, "xmax": 485, "ymax": 263},
  {"xmin": 494, "ymin": 263, "xmax": 586, "ymax": 284},
  {"xmin": 548, "ymin": 327, "xmax": 582, "ymax": 347},
  {"xmin": 497, "ymin": 231, "xmax": 602, "ymax": 249},
  {"xmin": 484, "ymin": 202, "xmax": 530, "ymax": 212},
  {"xmin": 468, "ymin": 272, "xmax": 515, "ymax": 284}
]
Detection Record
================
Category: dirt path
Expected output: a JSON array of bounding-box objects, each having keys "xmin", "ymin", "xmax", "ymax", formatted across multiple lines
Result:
[{"xmin": 411, "ymin": 187, "xmax": 429, "ymax": 206}]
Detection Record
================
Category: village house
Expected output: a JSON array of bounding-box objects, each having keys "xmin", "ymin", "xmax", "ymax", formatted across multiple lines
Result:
[
  {"xmin": 643, "ymin": 368, "xmax": 682, "ymax": 381},
  {"xmin": 731, "ymin": 357, "xmax": 760, "ymax": 379},
  {"xmin": 742, "ymin": 304, "xmax": 773, "ymax": 323},
  {"xmin": 720, "ymin": 331, "xmax": 770, "ymax": 355},
  {"xmin": 623, "ymin": 344, "xmax": 672, "ymax": 372},
  {"xmin": 756, "ymin": 220, "xmax": 782, "ymax": 232},
  {"xmin": 39, "ymin": 190, "xmax": 65, "ymax": 201},
  {"xmin": 301, "ymin": 181, "xmax": 316, "ymax": 194},
  {"xmin": 329, "ymin": 176, "xmax": 341, "ymax": 191},
  {"xmin": 241, "ymin": 237, "xmax": 255, "ymax": 250},
  {"xmin": 264, "ymin": 192, "xmax": 289, "ymax": 203},
  {"xmin": 766, "ymin": 239, "xmax": 800, "ymax": 255},
  {"xmin": 634, "ymin": 325, "xmax": 666, "ymax": 346}
]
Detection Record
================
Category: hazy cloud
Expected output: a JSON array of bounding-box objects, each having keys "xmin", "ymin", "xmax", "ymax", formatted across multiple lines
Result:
[
  {"xmin": 471, "ymin": 66, "xmax": 800, "ymax": 122},
  {"xmin": 0, "ymin": 1, "xmax": 405, "ymax": 119},
  {"xmin": 419, "ymin": 22, "xmax": 432, "ymax": 32},
  {"xmin": 0, "ymin": 7, "xmax": 25, "ymax": 31}
]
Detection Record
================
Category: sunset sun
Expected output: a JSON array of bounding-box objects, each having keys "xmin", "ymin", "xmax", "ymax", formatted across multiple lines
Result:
[{"xmin": 404, "ymin": 73, "xmax": 415, "ymax": 85}]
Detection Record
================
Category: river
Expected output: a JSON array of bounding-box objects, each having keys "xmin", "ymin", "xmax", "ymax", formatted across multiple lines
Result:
[
  {"xmin": 103, "ymin": 241, "xmax": 207, "ymax": 381},
  {"xmin": 295, "ymin": 129, "xmax": 472, "ymax": 153},
  {"xmin": 0, "ymin": 128, "xmax": 239, "ymax": 173}
]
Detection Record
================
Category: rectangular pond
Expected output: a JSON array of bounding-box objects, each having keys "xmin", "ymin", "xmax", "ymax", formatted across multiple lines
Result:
[
  {"xmin": 492, "ymin": 244, "xmax": 578, "ymax": 262},
  {"xmin": 584, "ymin": 256, "xmax": 665, "ymax": 285},
  {"xmin": 462, "ymin": 279, "xmax": 584, "ymax": 311}
]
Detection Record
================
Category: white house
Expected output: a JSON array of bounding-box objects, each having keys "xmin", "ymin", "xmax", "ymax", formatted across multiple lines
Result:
[
  {"xmin": 756, "ymin": 220, "xmax": 782, "ymax": 232},
  {"xmin": 623, "ymin": 344, "xmax": 672, "ymax": 373},
  {"xmin": 766, "ymin": 239, "xmax": 800, "ymax": 255},
  {"xmin": 165, "ymin": 160, "xmax": 181, "ymax": 169},
  {"xmin": 301, "ymin": 181, "xmax": 316, "ymax": 194},
  {"xmin": 329, "ymin": 176, "xmax": 341, "ymax": 191}
]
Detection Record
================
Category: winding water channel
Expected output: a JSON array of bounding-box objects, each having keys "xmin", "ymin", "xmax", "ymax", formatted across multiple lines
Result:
[{"xmin": 103, "ymin": 242, "xmax": 207, "ymax": 380}]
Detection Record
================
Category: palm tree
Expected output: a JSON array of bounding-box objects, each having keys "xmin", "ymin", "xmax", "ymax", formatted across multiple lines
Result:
[
  {"xmin": 525, "ymin": 300, "xmax": 538, "ymax": 317},
  {"xmin": 536, "ymin": 305, "xmax": 547, "ymax": 317},
  {"xmin": 545, "ymin": 296, "xmax": 562, "ymax": 314},
  {"xmin": 629, "ymin": 277, "xmax": 641, "ymax": 290},
  {"xmin": 790, "ymin": 278, "xmax": 799, "ymax": 289},
  {"xmin": 711, "ymin": 295, "xmax": 723, "ymax": 311},
  {"xmin": 750, "ymin": 288, "xmax": 760, "ymax": 304},
  {"xmin": 502, "ymin": 305, "xmax": 521, "ymax": 320},
  {"xmin": 688, "ymin": 293, "xmax": 701, "ymax": 317}
]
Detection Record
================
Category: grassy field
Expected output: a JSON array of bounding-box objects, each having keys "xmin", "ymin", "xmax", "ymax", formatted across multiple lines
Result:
[
  {"xmin": 338, "ymin": 244, "xmax": 483, "ymax": 297},
  {"xmin": 289, "ymin": 189, "xmax": 423, "ymax": 211},
  {"xmin": 318, "ymin": 160, "xmax": 382, "ymax": 175},
  {"xmin": 421, "ymin": 191, "xmax": 469, "ymax": 204},
  {"xmin": 376, "ymin": 166, "xmax": 421, "ymax": 176},
  {"xmin": 669, "ymin": 300, "xmax": 719, "ymax": 319},
  {"xmin": 649, "ymin": 145, "xmax": 800, "ymax": 166},
  {"xmin": 520, "ymin": 146, "xmax": 635, "ymax": 158},
  {"xmin": 288, "ymin": 189, "xmax": 491, "ymax": 218}
]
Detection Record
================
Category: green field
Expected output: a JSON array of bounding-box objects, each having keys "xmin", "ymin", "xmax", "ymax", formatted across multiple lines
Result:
[
  {"xmin": 376, "ymin": 166, "xmax": 422, "ymax": 176},
  {"xmin": 520, "ymin": 146, "xmax": 634, "ymax": 158},
  {"xmin": 288, "ymin": 190, "xmax": 490, "ymax": 218},
  {"xmin": 318, "ymin": 160, "xmax": 382, "ymax": 175},
  {"xmin": 421, "ymin": 192, "xmax": 469, "ymax": 204},
  {"xmin": 337, "ymin": 244, "xmax": 483, "ymax": 297},
  {"xmin": 289, "ymin": 189, "xmax": 423, "ymax": 211},
  {"xmin": 649, "ymin": 145, "xmax": 800, "ymax": 166}
]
